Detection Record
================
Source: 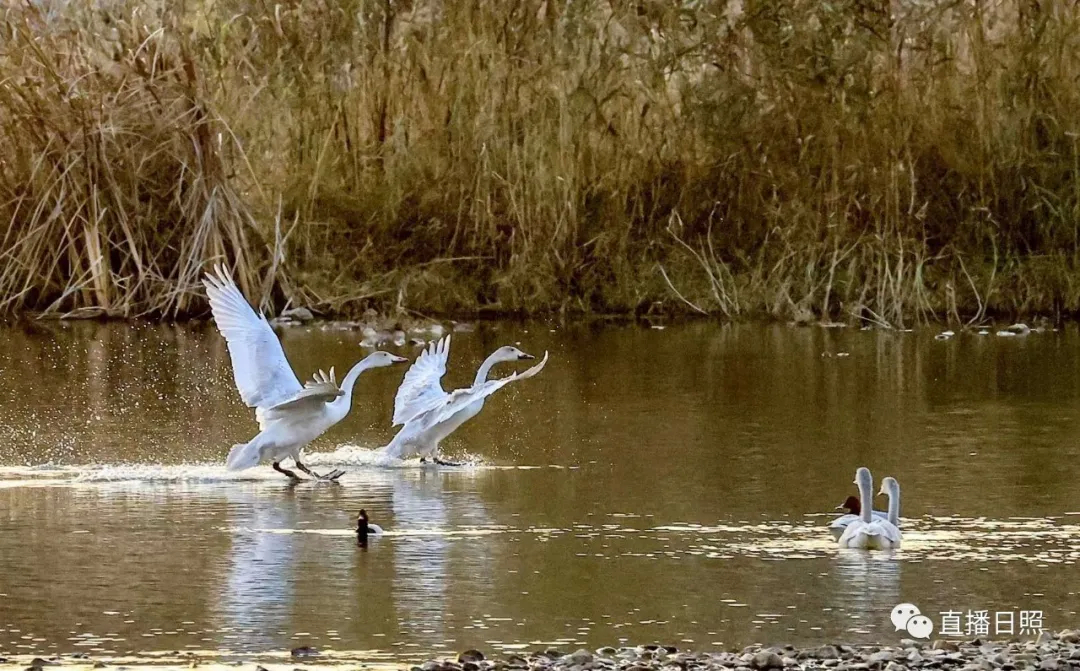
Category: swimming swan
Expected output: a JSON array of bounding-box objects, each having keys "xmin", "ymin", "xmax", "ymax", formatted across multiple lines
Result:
[
  {"xmin": 879, "ymin": 476, "xmax": 902, "ymax": 528},
  {"xmin": 204, "ymin": 265, "xmax": 407, "ymax": 480},
  {"xmin": 836, "ymin": 468, "xmax": 902, "ymax": 549},
  {"xmin": 379, "ymin": 335, "xmax": 548, "ymax": 465},
  {"xmin": 828, "ymin": 494, "xmax": 888, "ymax": 541}
]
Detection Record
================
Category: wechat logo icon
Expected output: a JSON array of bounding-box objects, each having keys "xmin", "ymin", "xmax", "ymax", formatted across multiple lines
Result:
[{"xmin": 891, "ymin": 603, "xmax": 934, "ymax": 639}]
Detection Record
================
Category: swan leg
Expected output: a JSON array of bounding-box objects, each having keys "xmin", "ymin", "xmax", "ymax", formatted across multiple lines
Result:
[
  {"xmin": 273, "ymin": 461, "xmax": 302, "ymax": 480},
  {"xmin": 294, "ymin": 459, "xmax": 336, "ymax": 480}
]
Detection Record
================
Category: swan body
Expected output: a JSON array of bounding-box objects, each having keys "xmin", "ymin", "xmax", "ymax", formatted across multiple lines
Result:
[
  {"xmin": 379, "ymin": 335, "xmax": 548, "ymax": 464},
  {"xmin": 204, "ymin": 264, "xmax": 406, "ymax": 479},
  {"xmin": 837, "ymin": 468, "xmax": 902, "ymax": 549},
  {"xmin": 828, "ymin": 495, "xmax": 888, "ymax": 541}
]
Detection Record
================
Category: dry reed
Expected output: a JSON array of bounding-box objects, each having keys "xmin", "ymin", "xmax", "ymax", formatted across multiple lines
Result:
[{"xmin": 2, "ymin": 0, "xmax": 1080, "ymax": 323}]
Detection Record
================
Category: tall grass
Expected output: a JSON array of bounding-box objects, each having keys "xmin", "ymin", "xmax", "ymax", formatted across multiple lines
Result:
[{"xmin": 2, "ymin": 0, "xmax": 1080, "ymax": 322}]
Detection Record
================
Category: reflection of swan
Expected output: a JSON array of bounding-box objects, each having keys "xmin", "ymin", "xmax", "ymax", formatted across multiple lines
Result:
[
  {"xmin": 216, "ymin": 483, "xmax": 362, "ymax": 650},
  {"xmin": 380, "ymin": 336, "xmax": 548, "ymax": 465},
  {"xmin": 388, "ymin": 470, "xmax": 493, "ymax": 641},
  {"xmin": 830, "ymin": 550, "xmax": 901, "ymax": 636},
  {"xmin": 203, "ymin": 265, "xmax": 406, "ymax": 479},
  {"xmin": 829, "ymin": 495, "xmax": 888, "ymax": 541},
  {"xmin": 217, "ymin": 488, "xmax": 298, "ymax": 649},
  {"xmin": 838, "ymin": 468, "xmax": 902, "ymax": 549}
]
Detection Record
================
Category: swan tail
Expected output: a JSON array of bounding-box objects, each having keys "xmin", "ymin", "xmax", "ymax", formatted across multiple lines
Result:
[
  {"xmin": 226, "ymin": 441, "xmax": 262, "ymax": 471},
  {"xmin": 378, "ymin": 432, "xmax": 411, "ymax": 460}
]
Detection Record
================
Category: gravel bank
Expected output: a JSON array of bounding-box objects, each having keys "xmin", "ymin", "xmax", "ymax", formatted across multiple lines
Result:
[
  {"xmin": 426, "ymin": 632, "xmax": 1080, "ymax": 671},
  {"xmin": 3, "ymin": 633, "xmax": 1080, "ymax": 671}
]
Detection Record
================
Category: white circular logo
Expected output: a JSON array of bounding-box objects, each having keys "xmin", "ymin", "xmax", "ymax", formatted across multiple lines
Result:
[
  {"xmin": 891, "ymin": 603, "xmax": 921, "ymax": 631},
  {"xmin": 906, "ymin": 614, "xmax": 934, "ymax": 639}
]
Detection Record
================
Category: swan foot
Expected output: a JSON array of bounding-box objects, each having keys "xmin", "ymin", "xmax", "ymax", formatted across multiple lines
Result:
[
  {"xmin": 433, "ymin": 456, "xmax": 462, "ymax": 466},
  {"xmin": 273, "ymin": 461, "xmax": 302, "ymax": 480},
  {"xmin": 294, "ymin": 460, "xmax": 342, "ymax": 481}
]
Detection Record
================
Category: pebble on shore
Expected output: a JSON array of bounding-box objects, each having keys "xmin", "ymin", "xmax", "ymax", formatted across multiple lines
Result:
[
  {"xmin": 5, "ymin": 632, "xmax": 1080, "ymax": 671},
  {"xmin": 407, "ymin": 631, "xmax": 1080, "ymax": 671}
]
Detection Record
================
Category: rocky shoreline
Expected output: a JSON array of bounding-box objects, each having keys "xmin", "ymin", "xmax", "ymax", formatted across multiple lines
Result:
[
  {"xmin": 4, "ymin": 633, "xmax": 1080, "ymax": 671},
  {"xmin": 425, "ymin": 632, "xmax": 1080, "ymax": 671}
]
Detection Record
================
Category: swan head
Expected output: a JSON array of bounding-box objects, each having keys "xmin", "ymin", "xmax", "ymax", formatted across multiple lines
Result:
[
  {"xmin": 835, "ymin": 495, "xmax": 861, "ymax": 513},
  {"xmin": 362, "ymin": 351, "xmax": 408, "ymax": 367},
  {"xmin": 879, "ymin": 476, "xmax": 900, "ymax": 497},
  {"xmin": 854, "ymin": 467, "xmax": 873, "ymax": 490},
  {"xmin": 492, "ymin": 345, "xmax": 536, "ymax": 363}
]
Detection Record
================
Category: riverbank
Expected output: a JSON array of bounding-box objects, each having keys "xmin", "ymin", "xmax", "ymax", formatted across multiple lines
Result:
[
  {"xmin": 4, "ymin": 634, "xmax": 1080, "ymax": 671},
  {"xmin": 4, "ymin": 1, "xmax": 1080, "ymax": 324}
]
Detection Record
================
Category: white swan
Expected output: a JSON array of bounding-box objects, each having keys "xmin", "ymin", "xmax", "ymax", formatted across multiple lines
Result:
[
  {"xmin": 837, "ymin": 467, "xmax": 902, "ymax": 549},
  {"xmin": 879, "ymin": 476, "xmax": 902, "ymax": 528},
  {"xmin": 204, "ymin": 265, "xmax": 407, "ymax": 479},
  {"xmin": 379, "ymin": 335, "xmax": 548, "ymax": 465},
  {"xmin": 828, "ymin": 494, "xmax": 888, "ymax": 541}
]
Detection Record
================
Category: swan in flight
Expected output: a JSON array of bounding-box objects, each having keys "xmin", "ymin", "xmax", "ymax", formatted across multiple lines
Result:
[
  {"xmin": 379, "ymin": 335, "xmax": 548, "ymax": 465},
  {"xmin": 836, "ymin": 467, "xmax": 902, "ymax": 549},
  {"xmin": 204, "ymin": 265, "xmax": 407, "ymax": 480},
  {"xmin": 828, "ymin": 494, "xmax": 888, "ymax": 541}
]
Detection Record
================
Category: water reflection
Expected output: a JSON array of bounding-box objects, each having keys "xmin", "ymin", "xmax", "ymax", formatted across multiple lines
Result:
[
  {"xmin": 217, "ymin": 487, "xmax": 298, "ymax": 650},
  {"xmin": 388, "ymin": 469, "xmax": 493, "ymax": 647},
  {"xmin": 830, "ymin": 551, "xmax": 901, "ymax": 637},
  {"xmin": 1, "ymin": 322, "xmax": 1080, "ymax": 657}
]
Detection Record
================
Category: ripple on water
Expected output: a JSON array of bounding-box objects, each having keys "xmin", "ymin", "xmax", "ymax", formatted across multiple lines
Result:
[{"xmin": 656, "ymin": 516, "xmax": 1080, "ymax": 564}]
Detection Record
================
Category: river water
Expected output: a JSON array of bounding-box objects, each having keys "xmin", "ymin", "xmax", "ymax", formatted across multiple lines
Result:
[{"xmin": 0, "ymin": 320, "xmax": 1077, "ymax": 662}]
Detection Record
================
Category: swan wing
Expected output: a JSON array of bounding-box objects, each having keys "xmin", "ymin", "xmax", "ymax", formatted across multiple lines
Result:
[
  {"xmin": 837, "ymin": 519, "xmax": 901, "ymax": 548},
  {"xmin": 258, "ymin": 373, "xmax": 343, "ymax": 423},
  {"xmin": 878, "ymin": 519, "xmax": 903, "ymax": 544},
  {"xmin": 410, "ymin": 351, "xmax": 549, "ymax": 431},
  {"xmin": 392, "ymin": 335, "xmax": 451, "ymax": 426},
  {"xmin": 829, "ymin": 514, "xmax": 860, "ymax": 531},
  {"xmin": 204, "ymin": 264, "xmax": 302, "ymax": 411}
]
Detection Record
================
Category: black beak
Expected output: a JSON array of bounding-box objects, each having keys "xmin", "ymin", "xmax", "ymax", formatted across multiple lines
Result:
[{"xmin": 518, "ymin": 353, "xmax": 535, "ymax": 360}]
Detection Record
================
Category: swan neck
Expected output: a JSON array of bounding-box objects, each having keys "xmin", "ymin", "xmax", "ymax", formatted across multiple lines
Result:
[
  {"xmin": 474, "ymin": 352, "xmax": 501, "ymax": 386},
  {"xmin": 887, "ymin": 485, "xmax": 901, "ymax": 526},
  {"xmin": 339, "ymin": 359, "xmax": 373, "ymax": 401},
  {"xmin": 858, "ymin": 476, "xmax": 873, "ymax": 523}
]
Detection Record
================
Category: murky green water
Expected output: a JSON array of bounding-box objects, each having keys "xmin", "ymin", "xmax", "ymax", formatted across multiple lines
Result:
[{"xmin": 0, "ymin": 321, "xmax": 1078, "ymax": 661}]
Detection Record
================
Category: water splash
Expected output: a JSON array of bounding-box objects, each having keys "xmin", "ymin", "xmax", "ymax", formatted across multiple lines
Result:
[{"xmin": 306, "ymin": 443, "xmax": 490, "ymax": 469}]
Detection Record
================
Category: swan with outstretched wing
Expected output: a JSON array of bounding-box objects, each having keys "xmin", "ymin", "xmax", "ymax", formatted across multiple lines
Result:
[
  {"xmin": 204, "ymin": 264, "xmax": 406, "ymax": 480},
  {"xmin": 380, "ymin": 335, "xmax": 548, "ymax": 465}
]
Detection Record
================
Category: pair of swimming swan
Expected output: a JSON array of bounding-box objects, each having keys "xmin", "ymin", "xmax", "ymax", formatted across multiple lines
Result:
[
  {"xmin": 829, "ymin": 467, "xmax": 902, "ymax": 549},
  {"xmin": 203, "ymin": 265, "xmax": 548, "ymax": 480}
]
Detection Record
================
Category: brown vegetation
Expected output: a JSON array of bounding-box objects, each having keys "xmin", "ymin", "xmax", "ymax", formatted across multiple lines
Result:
[{"xmin": 2, "ymin": 0, "xmax": 1079, "ymax": 325}]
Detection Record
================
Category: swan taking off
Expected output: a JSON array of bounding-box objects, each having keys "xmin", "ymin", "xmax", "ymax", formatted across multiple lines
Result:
[
  {"xmin": 836, "ymin": 467, "xmax": 902, "ymax": 550},
  {"xmin": 379, "ymin": 335, "xmax": 548, "ymax": 465},
  {"xmin": 827, "ymin": 494, "xmax": 888, "ymax": 541},
  {"xmin": 204, "ymin": 265, "xmax": 407, "ymax": 480}
]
